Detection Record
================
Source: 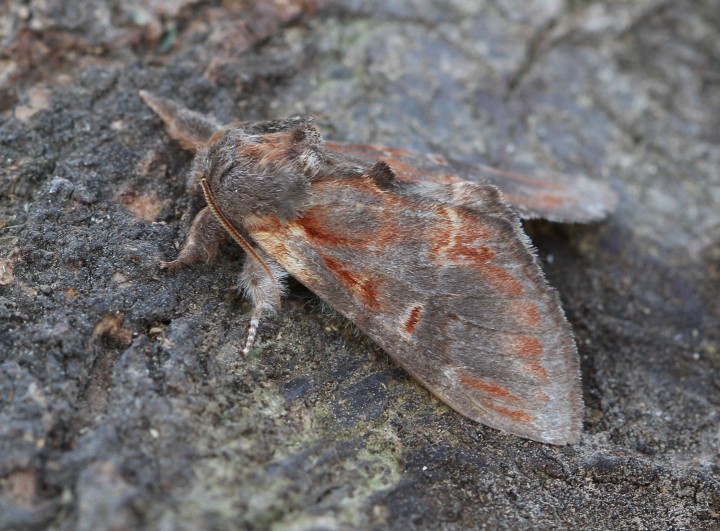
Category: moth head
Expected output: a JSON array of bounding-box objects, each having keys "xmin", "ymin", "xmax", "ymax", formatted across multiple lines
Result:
[{"xmin": 188, "ymin": 118, "xmax": 326, "ymax": 224}]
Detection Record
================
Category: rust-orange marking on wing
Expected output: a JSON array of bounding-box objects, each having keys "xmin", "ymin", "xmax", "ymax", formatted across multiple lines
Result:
[
  {"xmin": 322, "ymin": 256, "xmax": 379, "ymax": 309},
  {"xmin": 509, "ymin": 336, "xmax": 544, "ymax": 357},
  {"xmin": 479, "ymin": 264, "xmax": 523, "ymax": 296},
  {"xmin": 404, "ymin": 305, "xmax": 422, "ymax": 335},
  {"xmin": 297, "ymin": 208, "xmax": 401, "ymax": 250},
  {"xmin": 524, "ymin": 360, "xmax": 549, "ymax": 381},
  {"xmin": 430, "ymin": 208, "xmax": 490, "ymax": 259},
  {"xmin": 297, "ymin": 178, "xmax": 411, "ymax": 249},
  {"xmin": 452, "ymin": 208, "xmax": 493, "ymax": 238},
  {"xmin": 479, "ymin": 399, "xmax": 534, "ymax": 423},
  {"xmin": 460, "ymin": 375, "xmax": 522, "ymax": 403},
  {"xmin": 245, "ymin": 213, "xmax": 284, "ymax": 232},
  {"xmin": 310, "ymin": 174, "xmax": 392, "ymax": 202},
  {"xmin": 429, "ymin": 207, "xmax": 524, "ymax": 295},
  {"xmin": 248, "ymin": 215, "xmax": 294, "ymax": 260},
  {"xmin": 510, "ymin": 300, "xmax": 541, "ymax": 328},
  {"xmin": 535, "ymin": 391, "xmax": 550, "ymax": 404},
  {"xmin": 296, "ymin": 209, "xmax": 365, "ymax": 248},
  {"xmin": 448, "ymin": 243, "xmax": 495, "ymax": 263}
]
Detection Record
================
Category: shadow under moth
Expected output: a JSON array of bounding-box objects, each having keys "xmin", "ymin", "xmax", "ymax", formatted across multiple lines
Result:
[{"xmin": 139, "ymin": 91, "xmax": 616, "ymax": 445}]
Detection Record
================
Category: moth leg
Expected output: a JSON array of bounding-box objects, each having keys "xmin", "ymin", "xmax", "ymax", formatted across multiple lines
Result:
[
  {"xmin": 238, "ymin": 251, "xmax": 287, "ymax": 355},
  {"xmin": 160, "ymin": 207, "xmax": 225, "ymax": 271}
]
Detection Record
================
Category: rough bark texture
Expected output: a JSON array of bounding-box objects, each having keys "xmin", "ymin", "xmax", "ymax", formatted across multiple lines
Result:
[{"xmin": 1, "ymin": 0, "xmax": 719, "ymax": 529}]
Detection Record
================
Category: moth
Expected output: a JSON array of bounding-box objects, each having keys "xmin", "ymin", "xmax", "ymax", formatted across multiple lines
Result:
[{"xmin": 139, "ymin": 91, "xmax": 616, "ymax": 445}]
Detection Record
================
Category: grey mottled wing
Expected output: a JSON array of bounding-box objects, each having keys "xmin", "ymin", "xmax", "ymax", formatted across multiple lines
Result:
[{"xmin": 249, "ymin": 175, "xmax": 582, "ymax": 445}]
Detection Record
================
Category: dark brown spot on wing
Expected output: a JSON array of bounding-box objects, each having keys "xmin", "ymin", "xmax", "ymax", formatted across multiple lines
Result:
[{"xmin": 403, "ymin": 305, "xmax": 422, "ymax": 335}]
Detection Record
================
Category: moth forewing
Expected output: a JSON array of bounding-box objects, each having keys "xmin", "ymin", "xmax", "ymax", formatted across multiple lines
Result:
[{"xmin": 247, "ymin": 178, "xmax": 583, "ymax": 445}]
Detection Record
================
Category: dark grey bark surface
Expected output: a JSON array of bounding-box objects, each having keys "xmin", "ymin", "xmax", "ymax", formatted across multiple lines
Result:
[{"xmin": 1, "ymin": 0, "xmax": 719, "ymax": 529}]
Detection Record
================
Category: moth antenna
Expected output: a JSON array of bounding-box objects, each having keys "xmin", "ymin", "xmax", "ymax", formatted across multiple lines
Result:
[
  {"xmin": 200, "ymin": 178, "xmax": 282, "ymax": 353},
  {"xmin": 200, "ymin": 178, "xmax": 281, "ymax": 309}
]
